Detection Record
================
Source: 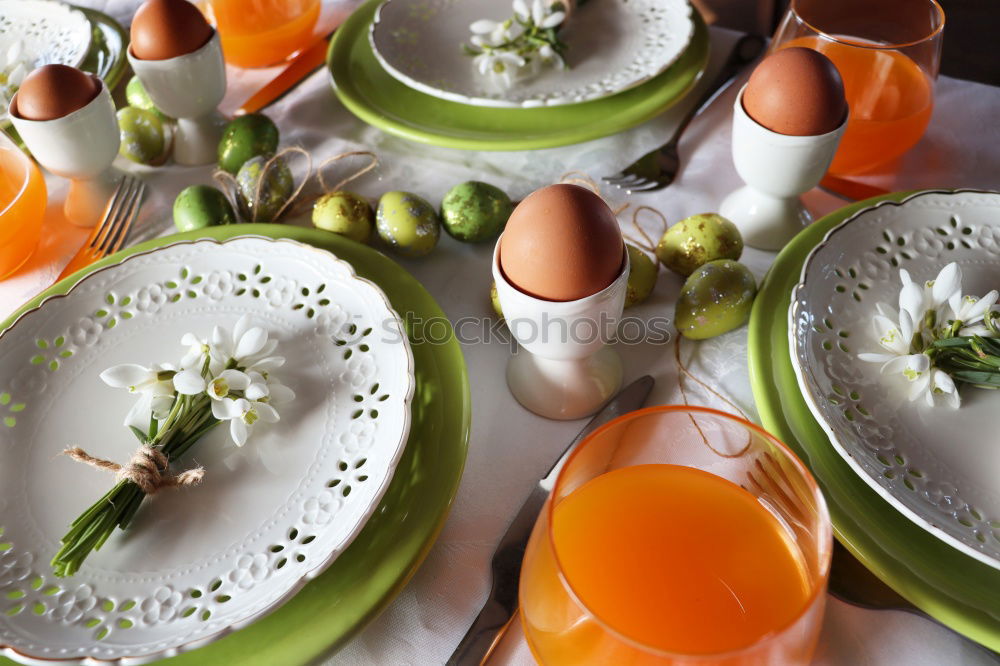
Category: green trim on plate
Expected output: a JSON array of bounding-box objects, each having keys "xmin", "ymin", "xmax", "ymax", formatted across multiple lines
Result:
[
  {"xmin": 0, "ymin": 224, "xmax": 471, "ymax": 666},
  {"xmin": 748, "ymin": 191, "xmax": 1000, "ymax": 650},
  {"xmin": 327, "ymin": 0, "xmax": 710, "ymax": 151}
]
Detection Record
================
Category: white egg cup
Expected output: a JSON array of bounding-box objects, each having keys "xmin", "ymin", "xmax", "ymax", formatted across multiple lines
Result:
[
  {"xmin": 127, "ymin": 31, "xmax": 227, "ymax": 166},
  {"xmin": 10, "ymin": 78, "xmax": 121, "ymax": 228},
  {"xmin": 492, "ymin": 239, "xmax": 628, "ymax": 421},
  {"xmin": 720, "ymin": 85, "xmax": 848, "ymax": 251}
]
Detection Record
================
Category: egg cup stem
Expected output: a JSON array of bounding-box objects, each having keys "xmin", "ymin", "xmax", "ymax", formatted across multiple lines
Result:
[
  {"xmin": 66, "ymin": 168, "xmax": 123, "ymax": 227},
  {"xmin": 174, "ymin": 112, "xmax": 226, "ymax": 166},
  {"xmin": 492, "ymin": 238, "xmax": 629, "ymax": 421},
  {"xmin": 507, "ymin": 347, "xmax": 624, "ymax": 420},
  {"xmin": 721, "ymin": 85, "xmax": 847, "ymax": 251}
]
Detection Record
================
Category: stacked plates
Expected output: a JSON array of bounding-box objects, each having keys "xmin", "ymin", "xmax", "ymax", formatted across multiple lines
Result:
[
  {"xmin": 327, "ymin": 0, "xmax": 710, "ymax": 150},
  {"xmin": 0, "ymin": 227, "xmax": 470, "ymax": 666},
  {"xmin": 749, "ymin": 189, "xmax": 1000, "ymax": 651}
]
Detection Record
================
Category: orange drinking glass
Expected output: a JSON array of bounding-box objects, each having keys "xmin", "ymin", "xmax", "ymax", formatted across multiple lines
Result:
[
  {"xmin": 519, "ymin": 406, "xmax": 832, "ymax": 665},
  {"xmin": 208, "ymin": 0, "xmax": 321, "ymax": 68},
  {"xmin": 772, "ymin": 0, "xmax": 944, "ymax": 176},
  {"xmin": 0, "ymin": 130, "xmax": 47, "ymax": 279}
]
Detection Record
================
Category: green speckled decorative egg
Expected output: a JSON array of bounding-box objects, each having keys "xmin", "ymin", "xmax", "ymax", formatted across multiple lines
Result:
[
  {"xmin": 173, "ymin": 185, "xmax": 236, "ymax": 232},
  {"xmin": 218, "ymin": 113, "xmax": 279, "ymax": 175},
  {"xmin": 675, "ymin": 259, "xmax": 756, "ymax": 340},
  {"xmin": 625, "ymin": 245, "xmax": 657, "ymax": 307},
  {"xmin": 656, "ymin": 213, "xmax": 743, "ymax": 277},
  {"xmin": 125, "ymin": 75, "xmax": 170, "ymax": 120},
  {"xmin": 117, "ymin": 107, "xmax": 167, "ymax": 165},
  {"xmin": 236, "ymin": 155, "xmax": 294, "ymax": 223},
  {"xmin": 376, "ymin": 191, "xmax": 440, "ymax": 257},
  {"xmin": 490, "ymin": 281, "xmax": 503, "ymax": 319},
  {"xmin": 440, "ymin": 181, "xmax": 513, "ymax": 243},
  {"xmin": 312, "ymin": 191, "xmax": 373, "ymax": 243}
]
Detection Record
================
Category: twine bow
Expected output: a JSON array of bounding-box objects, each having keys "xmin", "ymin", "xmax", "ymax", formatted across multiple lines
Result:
[
  {"xmin": 214, "ymin": 146, "xmax": 313, "ymax": 223},
  {"xmin": 317, "ymin": 150, "xmax": 379, "ymax": 193},
  {"xmin": 62, "ymin": 446, "xmax": 204, "ymax": 494}
]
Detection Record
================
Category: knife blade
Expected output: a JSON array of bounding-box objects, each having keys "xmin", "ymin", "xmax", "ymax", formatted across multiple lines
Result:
[{"xmin": 447, "ymin": 376, "xmax": 655, "ymax": 666}]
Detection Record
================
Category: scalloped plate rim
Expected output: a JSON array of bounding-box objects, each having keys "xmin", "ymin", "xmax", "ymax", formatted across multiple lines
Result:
[
  {"xmin": 0, "ymin": 234, "xmax": 416, "ymax": 665},
  {"xmin": 368, "ymin": 0, "xmax": 695, "ymax": 108},
  {"xmin": 788, "ymin": 188, "xmax": 1000, "ymax": 571},
  {"xmin": 0, "ymin": 0, "xmax": 93, "ymax": 70}
]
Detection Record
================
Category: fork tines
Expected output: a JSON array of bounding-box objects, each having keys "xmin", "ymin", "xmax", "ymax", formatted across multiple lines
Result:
[{"xmin": 91, "ymin": 176, "xmax": 145, "ymax": 255}]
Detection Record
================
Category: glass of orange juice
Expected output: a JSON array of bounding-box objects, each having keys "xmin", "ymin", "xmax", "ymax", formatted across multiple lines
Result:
[
  {"xmin": 772, "ymin": 0, "xmax": 944, "ymax": 176},
  {"xmin": 0, "ymin": 130, "xmax": 47, "ymax": 279},
  {"xmin": 520, "ymin": 406, "xmax": 832, "ymax": 665},
  {"xmin": 207, "ymin": 0, "xmax": 321, "ymax": 68}
]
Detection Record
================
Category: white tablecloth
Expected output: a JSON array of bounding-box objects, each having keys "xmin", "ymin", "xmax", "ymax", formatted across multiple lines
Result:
[{"xmin": 2, "ymin": 2, "xmax": 999, "ymax": 664}]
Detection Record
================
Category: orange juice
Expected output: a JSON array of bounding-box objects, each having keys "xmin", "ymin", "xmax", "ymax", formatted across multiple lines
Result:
[
  {"xmin": 536, "ymin": 464, "xmax": 811, "ymax": 658},
  {"xmin": 783, "ymin": 37, "xmax": 933, "ymax": 175},
  {"xmin": 0, "ymin": 141, "xmax": 46, "ymax": 279},
  {"xmin": 209, "ymin": 0, "xmax": 320, "ymax": 68}
]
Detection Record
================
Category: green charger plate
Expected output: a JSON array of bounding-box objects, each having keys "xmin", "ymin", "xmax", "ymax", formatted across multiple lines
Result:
[
  {"xmin": 327, "ymin": 0, "xmax": 710, "ymax": 151},
  {"xmin": 0, "ymin": 225, "xmax": 471, "ymax": 665},
  {"xmin": 76, "ymin": 6, "xmax": 129, "ymax": 92},
  {"xmin": 748, "ymin": 191, "xmax": 1000, "ymax": 650}
]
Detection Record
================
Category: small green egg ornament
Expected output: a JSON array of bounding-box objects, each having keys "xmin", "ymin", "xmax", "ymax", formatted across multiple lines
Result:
[
  {"xmin": 218, "ymin": 113, "xmax": 280, "ymax": 175},
  {"xmin": 490, "ymin": 281, "xmax": 503, "ymax": 319},
  {"xmin": 312, "ymin": 191, "xmax": 374, "ymax": 243},
  {"xmin": 675, "ymin": 259, "xmax": 757, "ymax": 340},
  {"xmin": 173, "ymin": 185, "xmax": 236, "ymax": 232},
  {"xmin": 656, "ymin": 213, "xmax": 743, "ymax": 277},
  {"xmin": 625, "ymin": 245, "xmax": 657, "ymax": 307},
  {"xmin": 117, "ymin": 107, "xmax": 167, "ymax": 165},
  {"xmin": 440, "ymin": 181, "xmax": 513, "ymax": 243},
  {"xmin": 236, "ymin": 155, "xmax": 294, "ymax": 223},
  {"xmin": 376, "ymin": 191, "xmax": 441, "ymax": 257},
  {"xmin": 125, "ymin": 76, "xmax": 170, "ymax": 120}
]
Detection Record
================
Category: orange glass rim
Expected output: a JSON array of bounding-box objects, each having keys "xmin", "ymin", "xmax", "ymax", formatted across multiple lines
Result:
[
  {"xmin": 543, "ymin": 404, "xmax": 833, "ymax": 660},
  {"xmin": 788, "ymin": 0, "xmax": 945, "ymax": 50},
  {"xmin": 0, "ymin": 140, "xmax": 31, "ymax": 219}
]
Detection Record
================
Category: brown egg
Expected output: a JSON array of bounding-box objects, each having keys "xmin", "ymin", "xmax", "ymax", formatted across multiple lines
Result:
[
  {"xmin": 130, "ymin": 0, "xmax": 213, "ymax": 61},
  {"xmin": 743, "ymin": 47, "xmax": 847, "ymax": 136},
  {"xmin": 11, "ymin": 65, "xmax": 101, "ymax": 121},
  {"xmin": 500, "ymin": 184, "xmax": 624, "ymax": 302}
]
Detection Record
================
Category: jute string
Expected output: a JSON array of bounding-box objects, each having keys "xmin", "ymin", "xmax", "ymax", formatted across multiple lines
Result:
[
  {"xmin": 317, "ymin": 151, "xmax": 379, "ymax": 193},
  {"xmin": 624, "ymin": 205, "xmax": 667, "ymax": 255},
  {"xmin": 214, "ymin": 146, "xmax": 313, "ymax": 223},
  {"xmin": 61, "ymin": 446, "xmax": 204, "ymax": 494},
  {"xmin": 674, "ymin": 336, "xmax": 752, "ymax": 458}
]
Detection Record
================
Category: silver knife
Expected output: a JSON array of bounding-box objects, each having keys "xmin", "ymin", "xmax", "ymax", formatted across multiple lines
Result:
[{"xmin": 447, "ymin": 375, "xmax": 655, "ymax": 666}]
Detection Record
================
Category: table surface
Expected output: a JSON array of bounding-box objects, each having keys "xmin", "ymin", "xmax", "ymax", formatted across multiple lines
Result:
[{"xmin": 3, "ymin": 2, "xmax": 1000, "ymax": 665}]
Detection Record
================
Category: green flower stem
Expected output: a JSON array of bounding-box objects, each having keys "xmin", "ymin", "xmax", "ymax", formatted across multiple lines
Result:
[{"xmin": 51, "ymin": 387, "xmax": 224, "ymax": 577}]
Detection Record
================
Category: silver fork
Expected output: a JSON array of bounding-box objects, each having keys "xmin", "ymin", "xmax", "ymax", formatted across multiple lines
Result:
[
  {"xmin": 57, "ymin": 175, "xmax": 145, "ymax": 281},
  {"xmin": 603, "ymin": 34, "xmax": 765, "ymax": 193}
]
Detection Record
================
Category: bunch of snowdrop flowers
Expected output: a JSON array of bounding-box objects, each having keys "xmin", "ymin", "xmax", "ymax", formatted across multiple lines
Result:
[
  {"xmin": 51, "ymin": 316, "xmax": 294, "ymax": 577},
  {"xmin": 102, "ymin": 315, "xmax": 294, "ymax": 447},
  {"xmin": 464, "ymin": 0, "xmax": 569, "ymax": 87},
  {"xmin": 859, "ymin": 262, "xmax": 1000, "ymax": 408}
]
